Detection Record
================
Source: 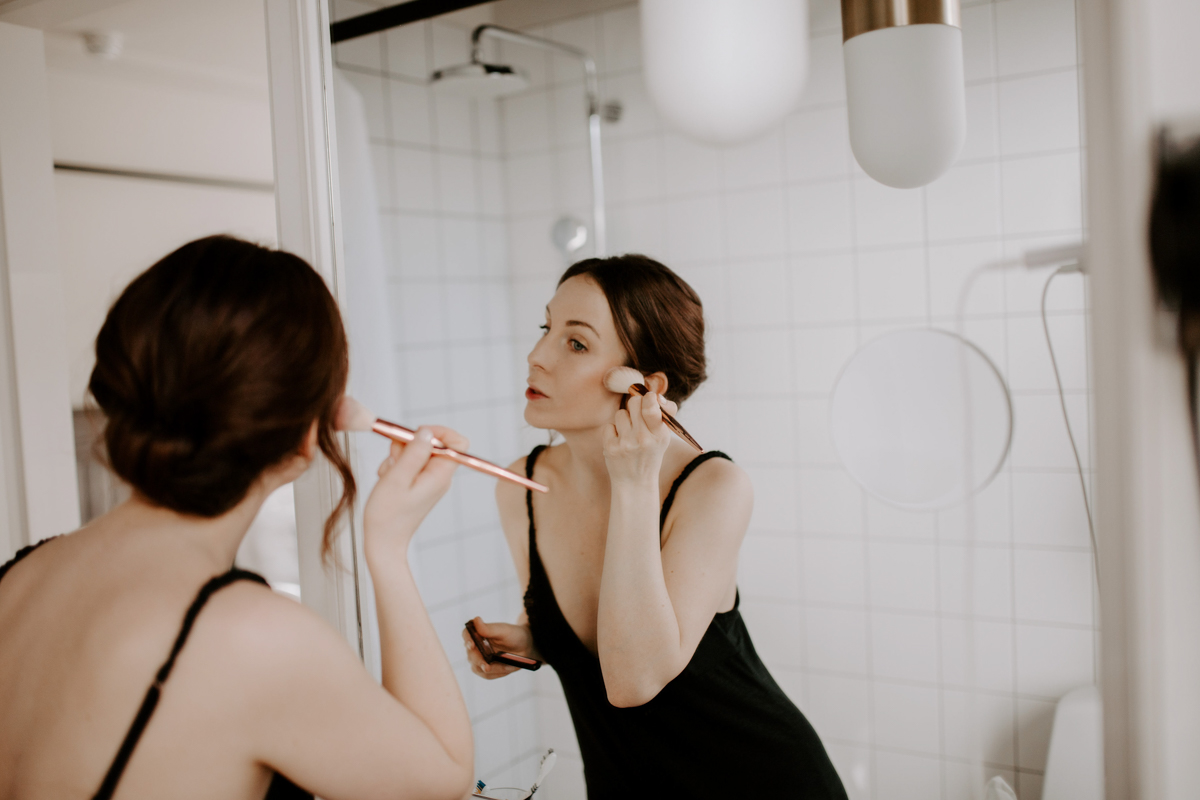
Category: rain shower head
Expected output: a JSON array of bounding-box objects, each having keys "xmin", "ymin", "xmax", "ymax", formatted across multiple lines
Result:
[{"xmin": 429, "ymin": 62, "xmax": 529, "ymax": 98}]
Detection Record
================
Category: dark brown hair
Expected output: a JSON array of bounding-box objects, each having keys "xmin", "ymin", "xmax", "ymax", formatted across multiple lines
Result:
[
  {"xmin": 559, "ymin": 254, "xmax": 706, "ymax": 403},
  {"xmin": 1150, "ymin": 129, "xmax": 1200, "ymax": 464},
  {"xmin": 88, "ymin": 235, "xmax": 355, "ymax": 554}
]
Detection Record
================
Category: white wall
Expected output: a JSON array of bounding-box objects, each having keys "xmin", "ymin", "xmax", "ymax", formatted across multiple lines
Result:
[
  {"xmin": 41, "ymin": 24, "xmax": 277, "ymax": 404},
  {"xmin": 54, "ymin": 172, "xmax": 276, "ymax": 403},
  {"xmin": 350, "ymin": 0, "xmax": 1094, "ymax": 797}
]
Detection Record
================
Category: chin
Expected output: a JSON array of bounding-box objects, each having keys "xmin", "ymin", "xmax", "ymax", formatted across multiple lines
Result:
[{"xmin": 523, "ymin": 403, "xmax": 550, "ymax": 429}]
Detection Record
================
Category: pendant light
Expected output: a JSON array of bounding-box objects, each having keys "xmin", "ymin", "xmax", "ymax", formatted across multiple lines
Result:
[
  {"xmin": 841, "ymin": 0, "xmax": 966, "ymax": 188},
  {"xmin": 641, "ymin": 0, "xmax": 809, "ymax": 146}
]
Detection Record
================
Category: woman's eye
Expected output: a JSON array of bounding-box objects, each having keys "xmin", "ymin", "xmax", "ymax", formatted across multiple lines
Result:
[
  {"xmin": 539, "ymin": 324, "xmax": 549, "ymax": 335},
  {"xmin": 569, "ymin": 339, "xmax": 587, "ymax": 352}
]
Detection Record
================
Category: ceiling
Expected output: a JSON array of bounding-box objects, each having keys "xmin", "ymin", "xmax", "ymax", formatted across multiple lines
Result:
[{"xmin": 0, "ymin": 0, "xmax": 268, "ymax": 87}]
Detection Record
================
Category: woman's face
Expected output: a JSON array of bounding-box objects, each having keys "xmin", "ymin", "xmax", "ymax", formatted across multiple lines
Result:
[{"xmin": 524, "ymin": 276, "xmax": 628, "ymax": 432}]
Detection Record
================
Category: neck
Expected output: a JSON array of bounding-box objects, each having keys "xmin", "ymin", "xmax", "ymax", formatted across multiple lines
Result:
[
  {"xmin": 555, "ymin": 425, "xmax": 611, "ymax": 492},
  {"xmin": 110, "ymin": 483, "xmax": 272, "ymax": 572}
]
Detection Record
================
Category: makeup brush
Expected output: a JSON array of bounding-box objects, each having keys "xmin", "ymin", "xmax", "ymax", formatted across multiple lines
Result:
[
  {"xmin": 603, "ymin": 367, "xmax": 703, "ymax": 451},
  {"xmin": 336, "ymin": 397, "xmax": 548, "ymax": 493}
]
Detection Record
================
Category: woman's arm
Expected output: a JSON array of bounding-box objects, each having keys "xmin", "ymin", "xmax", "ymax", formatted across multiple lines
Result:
[
  {"xmin": 233, "ymin": 428, "xmax": 475, "ymax": 799},
  {"xmin": 362, "ymin": 428, "xmax": 474, "ymax": 780},
  {"xmin": 597, "ymin": 393, "xmax": 753, "ymax": 707}
]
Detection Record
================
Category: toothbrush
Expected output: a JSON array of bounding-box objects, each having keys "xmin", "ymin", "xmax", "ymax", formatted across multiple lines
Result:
[
  {"xmin": 603, "ymin": 367, "xmax": 703, "ymax": 451},
  {"xmin": 336, "ymin": 397, "xmax": 548, "ymax": 493},
  {"xmin": 528, "ymin": 749, "xmax": 556, "ymax": 796}
]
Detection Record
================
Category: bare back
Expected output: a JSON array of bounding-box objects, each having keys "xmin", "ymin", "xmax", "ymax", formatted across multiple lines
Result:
[{"xmin": 0, "ymin": 527, "xmax": 282, "ymax": 800}]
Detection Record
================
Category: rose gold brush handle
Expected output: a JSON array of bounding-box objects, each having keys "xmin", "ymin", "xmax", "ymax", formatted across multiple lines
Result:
[
  {"xmin": 371, "ymin": 419, "xmax": 549, "ymax": 493},
  {"xmin": 626, "ymin": 385, "xmax": 703, "ymax": 452}
]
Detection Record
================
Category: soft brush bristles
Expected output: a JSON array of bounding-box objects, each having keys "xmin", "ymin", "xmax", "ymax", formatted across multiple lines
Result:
[
  {"xmin": 335, "ymin": 396, "xmax": 376, "ymax": 432},
  {"xmin": 603, "ymin": 366, "xmax": 645, "ymax": 394}
]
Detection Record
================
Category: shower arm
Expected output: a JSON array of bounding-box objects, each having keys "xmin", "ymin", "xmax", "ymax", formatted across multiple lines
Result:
[{"xmin": 470, "ymin": 25, "xmax": 607, "ymax": 256}]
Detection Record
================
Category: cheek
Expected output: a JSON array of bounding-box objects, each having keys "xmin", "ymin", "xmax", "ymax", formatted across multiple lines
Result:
[{"xmin": 560, "ymin": 364, "xmax": 622, "ymax": 417}]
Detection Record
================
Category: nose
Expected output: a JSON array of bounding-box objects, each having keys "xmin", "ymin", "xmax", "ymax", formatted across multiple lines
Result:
[{"xmin": 527, "ymin": 334, "xmax": 549, "ymax": 371}]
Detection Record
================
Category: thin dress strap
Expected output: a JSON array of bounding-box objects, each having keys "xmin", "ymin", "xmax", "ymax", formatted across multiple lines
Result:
[
  {"xmin": 525, "ymin": 445, "xmax": 549, "ymax": 551},
  {"xmin": 0, "ymin": 536, "xmax": 59, "ymax": 585},
  {"xmin": 91, "ymin": 568, "xmax": 269, "ymax": 800},
  {"xmin": 659, "ymin": 451, "xmax": 733, "ymax": 531}
]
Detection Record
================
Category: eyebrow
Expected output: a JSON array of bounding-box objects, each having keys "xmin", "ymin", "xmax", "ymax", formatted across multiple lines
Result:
[
  {"xmin": 545, "ymin": 307, "xmax": 600, "ymax": 337},
  {"xmin": 565, "ymin": 320, "xmax": 599, "ymax": 335}
]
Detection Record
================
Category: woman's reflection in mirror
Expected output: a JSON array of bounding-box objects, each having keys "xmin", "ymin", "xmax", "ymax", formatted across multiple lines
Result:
[{"xmin": 465, "ymin": 254, "xmax": 849, "ymax": 799}]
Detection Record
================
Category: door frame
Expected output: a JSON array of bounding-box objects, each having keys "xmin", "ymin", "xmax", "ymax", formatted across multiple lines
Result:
[{"xmin": 263, "ymin": 0, "xmax": 364, "ymax": 652}]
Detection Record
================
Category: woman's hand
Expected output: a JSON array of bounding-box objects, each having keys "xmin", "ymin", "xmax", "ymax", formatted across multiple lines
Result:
[
  {"xmin": 363, "ymin": 426, "xmax": 468, "ymax": 565},
  {"xmin": 462, "ymin": 617, "xmax": 538, "ymax": 679},
  {"xmin": 603, "ymin": 391, "xmax": 676, "ymax": 486}
]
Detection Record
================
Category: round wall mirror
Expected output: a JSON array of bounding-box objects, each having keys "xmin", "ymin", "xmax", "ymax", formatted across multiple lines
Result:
[{"xmin": 830, "ymin": 329, "xmax": 1013, "ymax": 510}]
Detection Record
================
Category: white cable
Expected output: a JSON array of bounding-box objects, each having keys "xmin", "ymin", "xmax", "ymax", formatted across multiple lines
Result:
[{"xmin": 1040, "ymin": 264, "xmax": 1099, "ymax": 588}]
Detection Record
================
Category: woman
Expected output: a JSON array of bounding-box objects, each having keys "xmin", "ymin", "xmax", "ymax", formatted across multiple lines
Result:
[
  {"xmin": 465, "ymin": 255, "xmax": 847, "ymax": 798},
  {"xmin": 0, "ymin": 236, "xmax": 473, "ymax": 800}
]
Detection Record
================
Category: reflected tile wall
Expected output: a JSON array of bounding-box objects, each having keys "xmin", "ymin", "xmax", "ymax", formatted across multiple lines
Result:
[
  {"xmin": 342, "ymin": 0, "xmax": 1093, "ymax": 797},
  {"xmin": 495, "ymin": 1, "xmax": 1091, "ymax": 799},
  {"xmin": 333, "ymin": 3, "xmax": 538, "ymax": 788}
]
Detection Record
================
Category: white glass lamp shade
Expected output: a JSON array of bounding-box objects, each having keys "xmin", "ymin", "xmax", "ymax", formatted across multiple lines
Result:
[
  {"xmin": 844, "ymin": 24, "xmax": 966, "ymax": 188},
  {"xmin": 640, "ymin": 0, "xmax": 808, "ymax": 146}
]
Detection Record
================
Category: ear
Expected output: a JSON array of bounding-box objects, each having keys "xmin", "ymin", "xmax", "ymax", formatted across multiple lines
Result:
[
  {"xmin": 299, "ymin": 420, "xmax": 319, "ymax": 460},
  {"xmin": 642, "ymin": 371, "xmax": 669, "ymax": 396}
]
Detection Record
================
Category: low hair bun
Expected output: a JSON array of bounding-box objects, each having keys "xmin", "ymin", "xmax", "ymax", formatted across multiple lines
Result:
[{"xmin": 88, "ymin": 236, "xmax": 355, "ymax": 548}]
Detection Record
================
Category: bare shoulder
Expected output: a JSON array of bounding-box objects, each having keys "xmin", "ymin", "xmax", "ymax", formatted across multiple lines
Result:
[
  {"xmin": 663, "ymin": 455, "xmax": 753, "ymax": 543},
  {"xmin": 679, "ymin": 454, "xmax": 753, "ymax": 505},
  {"xmin": 185, "ymin": 580, "xmax": 361, "ymax": 697},
  {"xmin": 495, "ymin": 455, "xmax": 529, "ymax": 521}
]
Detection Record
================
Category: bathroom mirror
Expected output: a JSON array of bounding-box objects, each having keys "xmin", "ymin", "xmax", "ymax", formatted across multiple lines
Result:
[
  {"xmin": 301, "ymin": 0, "xmax": 1097, "ymax": 795},
  {"xmin": 830, "ymin": 329, "xmax": 1012, "ymax": 510}
]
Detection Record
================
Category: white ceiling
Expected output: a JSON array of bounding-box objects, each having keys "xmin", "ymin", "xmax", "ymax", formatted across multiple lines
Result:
[{"xmin": 0, "ymin": 0, "xmax": 268, "ymax": 86}]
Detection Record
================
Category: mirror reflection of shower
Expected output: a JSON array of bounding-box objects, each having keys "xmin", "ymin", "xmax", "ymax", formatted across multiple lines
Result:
[
  {"xmin": 429, "ymin": 24, "xmax": 608, "ymax": 256},
  {"xmin": 551, "ymin": 216, "xmax": 588, "ymax": 256}
]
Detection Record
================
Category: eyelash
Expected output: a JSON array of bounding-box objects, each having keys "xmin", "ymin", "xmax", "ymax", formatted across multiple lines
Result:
[{"xmin": 539, "ymin": 325, "xmax": 588, "ymax": 353}]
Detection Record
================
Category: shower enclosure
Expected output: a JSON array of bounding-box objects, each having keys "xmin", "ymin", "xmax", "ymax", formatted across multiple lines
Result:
[{"xmin": 270, "ymin": 0, "xmax": 1098, "ymax": 797}]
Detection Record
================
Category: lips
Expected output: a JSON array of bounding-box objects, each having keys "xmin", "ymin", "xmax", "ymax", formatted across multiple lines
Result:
[{"xmin": 525, "ymin": 384, "xmax": 548, "ymax": 400}]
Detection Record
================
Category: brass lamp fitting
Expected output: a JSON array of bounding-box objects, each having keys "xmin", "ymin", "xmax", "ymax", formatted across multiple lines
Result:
[{"xmin": 841, "ymin": 0, "xmax": 961, "ymax": 43}]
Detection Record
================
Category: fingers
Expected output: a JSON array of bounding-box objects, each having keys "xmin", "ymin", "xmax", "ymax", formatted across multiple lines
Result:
[
  {"xmin": 659, "ymin": 396, "xmax": 679, "ymax": 417},
  {"xmin": 462, "ymin": 621, "xmax": 519, "ymax": 679},
  {"xmin": 613, "ymin": 405, "xmax": 633, "ymax": 437},
  {"xmin": 603, "ymin": 423, "xmax": 619, "ymax": 449},
  {"xmin": 640, "ymin": 391, "xmax": 664, "ymax": 430},
  {"xmin": 382, "ymin": 427, "xmax": 435, "ymax": 487},
  {"xmin": 377, "ymin": 440, "xmax": 405, "ymax": 478},
  {"xmin": 426, "ymin": 425, "xmax": 469, "ymax": 453},
  {"xmin": 375, "ymin": 425, "xmax": 470, "ymax": 483},
  {"xmin": 622, "ymin": 392, "xmax": 662, "ymax": 439}
]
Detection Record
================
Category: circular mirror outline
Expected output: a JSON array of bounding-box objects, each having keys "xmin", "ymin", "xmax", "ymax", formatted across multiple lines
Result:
[{"xmin": 827, "ymin": 327, "xmax": 1015, "ymax": 511}]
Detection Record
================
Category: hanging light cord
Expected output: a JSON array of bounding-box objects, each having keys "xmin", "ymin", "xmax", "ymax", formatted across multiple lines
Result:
[{"xmin": 1041, "ymin": 265, "xmax": 1099, "ymax": 587}]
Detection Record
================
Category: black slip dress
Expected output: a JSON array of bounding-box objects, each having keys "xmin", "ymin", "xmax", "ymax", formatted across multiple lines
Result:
[
  {"xmin": 522, "ymin": 445, "xmax": 848, "ymax": 799},
  {"xmin": 0, "ymin": 539, "xmax": 313, "ymax": 800}
]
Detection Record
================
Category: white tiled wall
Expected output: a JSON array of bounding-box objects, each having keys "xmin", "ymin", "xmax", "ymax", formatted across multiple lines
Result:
[
  {"xmin": 333, "ymin": 2, "xmax": 541, "ymax": 789},
  {"xmin": 341, "ymin": 0, "xmax": 1093, "ymax": 798}
]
